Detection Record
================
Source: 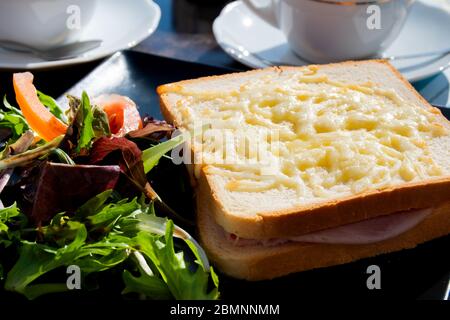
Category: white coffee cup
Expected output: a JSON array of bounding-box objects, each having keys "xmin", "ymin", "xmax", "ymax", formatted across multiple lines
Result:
[
  {"xmin": 0, "ymin": 0, "xmax": 97, "ymax": 50},
  {"xmin": 242, "ymin": 0, "xmax": 415, "ymax": 63}
]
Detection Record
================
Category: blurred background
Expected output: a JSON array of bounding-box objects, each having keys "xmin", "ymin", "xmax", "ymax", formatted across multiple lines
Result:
[
  {"xmin": 1, "ymin": 0, "xmax": 449, "ymax": 106},
  {"xmin": 135, "ymin": 0, "xmax": 237, "ymax": 68},
  {"xmin": 0, "ymin": 0, "xmax": 449, "ymax": 301}
]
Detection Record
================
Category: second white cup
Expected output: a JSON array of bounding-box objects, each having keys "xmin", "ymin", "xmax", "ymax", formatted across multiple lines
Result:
[
  {"xmin": 0, "ymin": 0, "xmax": 97, "ymax": 50},
  {"xmin": 242, "ymin": 0, "xmax": 415, "ymax": 63}
]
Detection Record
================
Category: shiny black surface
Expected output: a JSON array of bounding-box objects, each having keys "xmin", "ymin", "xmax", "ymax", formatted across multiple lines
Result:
[
  {"xmin": 56, "ymin": 52, "xmax": 236, "ymax": 117},
  {"xmin": 60, "ymin": 50, "xmax": 449, "ymax": 300},
  {"xmin": 0, "ymin": 0, "xmax": 447, "ymax": 302},
  {"xmin": 0, "ymin": 0, "xmax": 448, "ymax": 106}
]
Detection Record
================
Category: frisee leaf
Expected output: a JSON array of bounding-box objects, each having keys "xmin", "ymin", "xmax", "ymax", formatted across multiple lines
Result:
[
  {"xmin": 74, "ymin": 235, "xmax": 131, "ymax": 273},
  {"xmin": 0, "ymin": 95, "xmax": 30, "ymax": 142},
  {"xmin": 74, "ymin": 189, "xmax": 116, "ymax": 219},
  {"xmin": 88, "ymin": 197, "xmax": 141, "ymax": 228},
  {"xmin": 3, "ymin": 190, "xmax": 219, "ymax": 300},
  {"xmin": 133, "ymin": 221, "xmax": 219, "ymax": 300},
  {"xmin": 0, "ymin": 203, "xmax": 27, "ymax": 248},
  {"xmin": 122, "ymin": 251, "xmax": 172, "ymax": 300},
  {"xmin": 4, "ymin": 224, "xmax": 87, "ymax": 299}
]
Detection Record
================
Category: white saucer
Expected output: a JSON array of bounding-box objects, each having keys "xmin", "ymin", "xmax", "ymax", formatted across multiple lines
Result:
[
  {"xmin": 0, "ymin": 0, "xmax": 160, "ymax": 70},
  {"xmin": 213, "ymin": 0, "xmax": 450, "ymax": 82}
]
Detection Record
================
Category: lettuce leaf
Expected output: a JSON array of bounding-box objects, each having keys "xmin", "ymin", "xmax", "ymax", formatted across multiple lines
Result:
[
  {"xmin": 31, "ymin": 163, "xmax": 120, "ymax": 224},
  {"xmin": 64, "ymin": 93, "xmax": 110, "ymax": 156},
  {"xmin": 4, "ymin": 224, "xmax": 87, "ymax": 299},
  {"xmin": 127, "ymin": 119, "xmax": 173, "ymax": 140},
  {"xmin": 75, "ymin": 92, "xmax": 96, "ymax": 153},
  {"xmin": 37, "ymin": 90, "xmax": 66, "ymax": 123},
  {"xmin": 0, "ymin": 96, "xmax": 29, "ymax": 142},
  {"xmin": 0, "ymin": 203, "xmax": 27, "ymax": 248},
  {"xmin": 132, "ymin": 221, "xmax": 219, "ymax": 300},
  {"xmin": 0, "ymin": 135, "xmax": 62, "ymax": 173},
  {"xmin": 122, "ymin": 250, "xmax": 172, "ymax": 300},
  {"xmin": 89, "ymin": 137, "xmax": 164, "ymax": 209},
  {"xmin": 142, "ymin": 134, "xmax": 185, "ymax": 173},
  {"xmin": 4, "ymin": 191, "xmax": 219, "ymax": 300}
]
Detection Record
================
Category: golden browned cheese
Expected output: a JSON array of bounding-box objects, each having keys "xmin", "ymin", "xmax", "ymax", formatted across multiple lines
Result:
[{"xmin": 163, "ymin": 67, "xmax": 448, "ymax": 202}]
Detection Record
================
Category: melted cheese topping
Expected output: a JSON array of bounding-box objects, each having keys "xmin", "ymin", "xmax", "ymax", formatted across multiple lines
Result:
[{"xmin": 163, "ymin": 68, "xmax": 448, "ymax": 200}]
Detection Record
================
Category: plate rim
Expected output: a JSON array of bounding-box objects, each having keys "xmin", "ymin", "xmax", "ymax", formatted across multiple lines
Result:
[
  {"xmin": 0, "ymin": 0, "xmax": 161, "ymax": 71},
  {"xmin": 56, "ymin": 50, "xmax": 238, "ymax": 104},
  {"xmin": 56, "ymin": 49, "xmax": 449, "ymax": 300},
  {"xmin": 214, "ymin": 0, "xmax": 450, "ymax": 82}
]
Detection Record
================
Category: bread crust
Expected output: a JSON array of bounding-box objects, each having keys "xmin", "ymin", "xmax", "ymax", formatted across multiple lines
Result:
[
  {"xmin": 197, "ymin": 188, "xmax": 450, "ymax": 281},
  {"xmin": 205, "ymin": 174, "xmax": 450, "ymax": 239},
  {"xmin": 158, "ymin": 60, "xmax": 450, "ymax": 239}
]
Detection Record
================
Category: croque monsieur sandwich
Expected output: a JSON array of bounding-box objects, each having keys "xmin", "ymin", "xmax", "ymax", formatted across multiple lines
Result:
[{"xmin": 157, "ymin": 60, "xmax": 450, "ymax": 280}]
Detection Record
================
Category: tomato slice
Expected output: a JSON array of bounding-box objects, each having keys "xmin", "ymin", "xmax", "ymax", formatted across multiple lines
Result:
[
  {"xmin": 13, "ymin": 72, "xmax": 68, "ymax": 141},
  {"xmin": 93, "ymin": 94, "xmax": 142, "ymax": 137}
]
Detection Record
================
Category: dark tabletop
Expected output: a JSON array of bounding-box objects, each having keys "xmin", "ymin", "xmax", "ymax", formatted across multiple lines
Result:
[
  {"xmin": 0, "ymin": 0, "xmax": 240, "ymax": 99},
  {"xmin": 0, "ymin": 0, "xmax": 449, "ymax": 106},
  {"xmin": 0, "ymin": 0, "xmax": 448, "ymax": 300}
]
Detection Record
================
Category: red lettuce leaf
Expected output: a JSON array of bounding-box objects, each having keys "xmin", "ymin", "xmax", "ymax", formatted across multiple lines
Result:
[
  {"xmin": 127, "ymin": 118, "xmax": 173, "ymax": 140},
  {"xmin": 31, "ymin": 162, "xmax": 120, "ymax": 224},
  {"xmin": 90, "ymin": 137, "xmax": 142, "ymax": 172},
  {"xmin": 89, "ymin": 137, "xmax": 155, "ymax": 198},
  {"xmin": 89, "ymin": 137, "xmax": 191, "ymax": 225}
]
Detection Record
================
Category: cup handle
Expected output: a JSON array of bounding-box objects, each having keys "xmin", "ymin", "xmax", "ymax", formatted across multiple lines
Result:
[{"xmin": 241, "ymin": 0, "xmax": 278, "ymax": 28}]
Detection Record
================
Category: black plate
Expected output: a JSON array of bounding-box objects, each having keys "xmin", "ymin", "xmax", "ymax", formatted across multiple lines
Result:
[{"xmin": 56, "ymin": 50, "xmax": 449, "ymax": 300}]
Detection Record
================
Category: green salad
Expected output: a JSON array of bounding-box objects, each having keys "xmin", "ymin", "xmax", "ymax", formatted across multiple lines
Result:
[{"xmin": 0, "ymin": 72, "xmax": 219, "ymax": 300}]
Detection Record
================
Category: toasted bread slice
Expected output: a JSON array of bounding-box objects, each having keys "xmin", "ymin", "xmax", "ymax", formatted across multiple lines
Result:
[
  {"xmin": 158, "ymin": 60, "xmax": 450, "ymax": 239},
  {"xmin": 197, "ymin": 185, "xmax": 450, "ymax": 280}
]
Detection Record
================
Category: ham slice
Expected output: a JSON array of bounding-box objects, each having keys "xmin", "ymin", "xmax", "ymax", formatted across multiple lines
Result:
[{"xmin": 227, "ymin": 208, "xmax": 433, "ymax": 246}]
